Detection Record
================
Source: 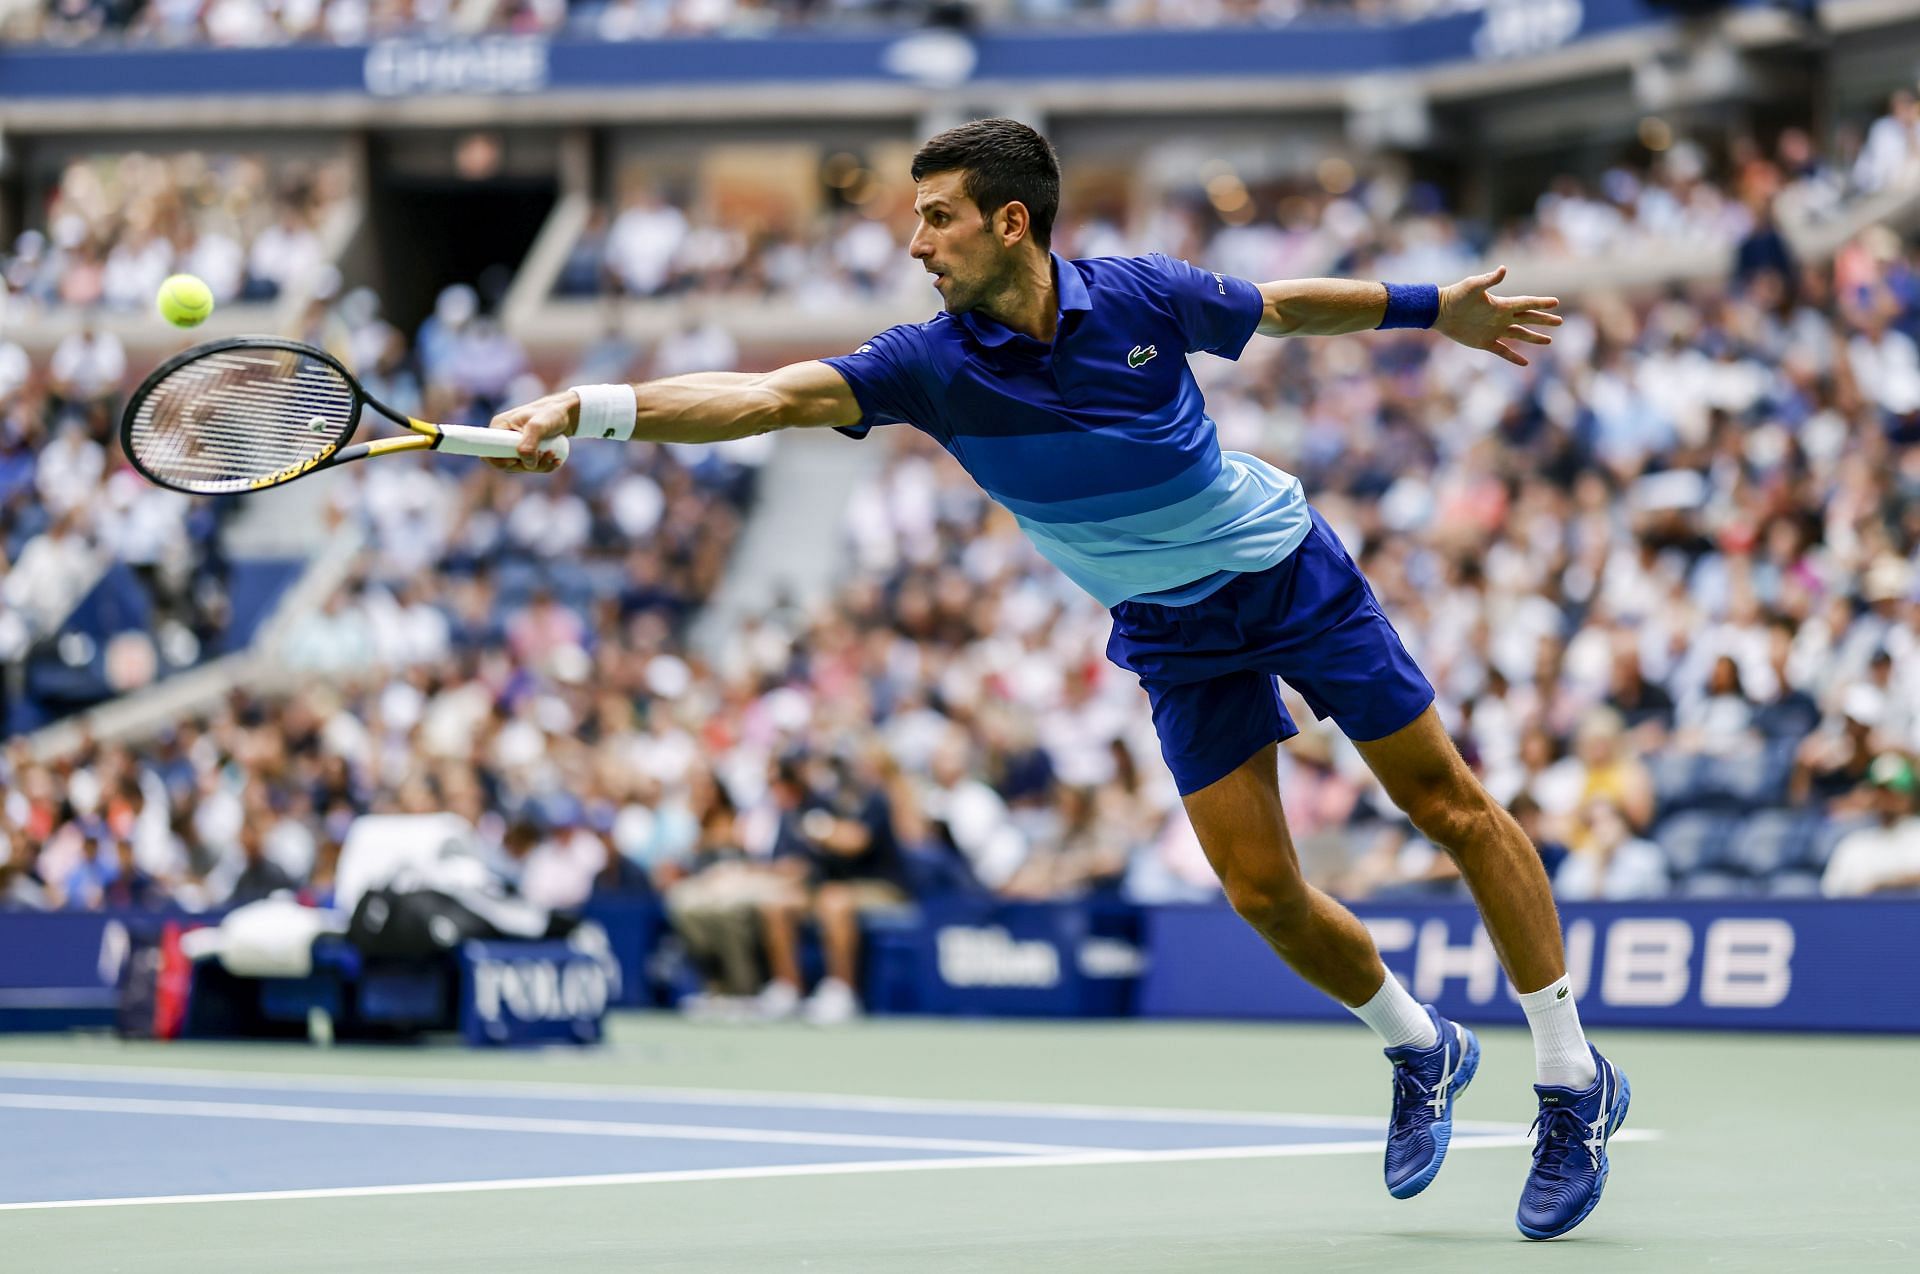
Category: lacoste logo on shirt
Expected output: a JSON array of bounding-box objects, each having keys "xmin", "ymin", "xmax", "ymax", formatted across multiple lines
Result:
[{"xmin": 1128, "ymin": 345, "xmax": 1157, "ymax": 368}]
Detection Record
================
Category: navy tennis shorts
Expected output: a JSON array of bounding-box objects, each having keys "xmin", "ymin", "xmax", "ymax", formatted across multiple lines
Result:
[{"xmin": 1106, "ymin": 507, "xmax": 1436, "ymax": 796}]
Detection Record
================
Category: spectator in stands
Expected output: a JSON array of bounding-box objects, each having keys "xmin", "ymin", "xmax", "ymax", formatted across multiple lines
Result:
[
  {"xmin": 1793, "ymin": 683, "xmax": 1886, "ymax": 809},
  {"xmin": 46, "ymin": 321, "xmax": 124, "ymax": 416},
  {"xmin": 0, "ymin": 827, "xmax": 51, "ymax": 910},
  {"xmin": 99, "ymin": 836, "xmax": 165, "ymax": 909},
  {"xmin": 1821, "ymin": 753, "xmax": 1920, "ymax": 895},
  {"xmin": 911, "ymin": 727, "xmax": 1027, "ymax": 893},
  {"xmin": 245, "ymin": 192, "xmax": 325, "ymax": 301},
  {"xmin": 1602, "ymin": 637, "xmax": 1675, "ymax": 747},
  {"xmin": 1674, "ymin": 655, "xmax": 1756, "ymax": 757},
  {"xmin": 1568, "ymin": 708, "xmax": 1656, "ymax": 836},
  {"xmin": 1852, "ymin": 89, "xmax": 1920, "ymax": 194},
  {"xmin": 1754, "ymin": 615, "xmax": 1821, "ymax": 741},
  {"xmin": 1554, "ymin": 796, "xmax": 1669, "ymax": 901},
  {"xmin": 225, "ymin": 823, "xmax": 297, "ymax": 906},
  {"xmin": 606, "ymin": 183, "xmax": 689, "ymax": 298},
  {"xmin": 758, "ymin": 751, "xmax": 912, "ymax": 1024},
  {"xmin": 497, "ymin": 814, "xmax": 599, "ymax": 911},
  {"xmin": 666, "ymin": 783, "xmax": 790, "ymax": 1012},
  {"xmin": 1509, "ymin": 793, "xmax": 1569, "ymax": 883}
]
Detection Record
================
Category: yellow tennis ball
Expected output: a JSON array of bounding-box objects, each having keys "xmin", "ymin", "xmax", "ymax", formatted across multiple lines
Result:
[{"xmin": 156, "ymin": 274, "xmax": 215, "ymax": 328}]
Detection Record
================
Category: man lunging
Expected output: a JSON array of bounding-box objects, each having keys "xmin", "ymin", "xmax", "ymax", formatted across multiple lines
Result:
[{"xmin": 490, "ymin": 118, "xmax": 1629, "ymax": 1239}]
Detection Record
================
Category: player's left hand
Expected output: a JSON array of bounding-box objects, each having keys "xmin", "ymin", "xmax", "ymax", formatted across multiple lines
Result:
[
  {"xmin": 485, "ymin": 390, "xmax": 578, "ymax": 473},
  {"xmin": 1435, "ymin": 266, "xmax": 1560, "ymax": 367}
]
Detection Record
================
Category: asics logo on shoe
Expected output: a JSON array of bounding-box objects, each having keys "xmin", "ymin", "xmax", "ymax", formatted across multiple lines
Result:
[
  {"xmin": 1426, "ymin": 1024, "xmax": 1461, "ymax": 1121},
  {"xmin": 1582, "ymin": 1068, "xmax": 1612, "ymax": 1169}
]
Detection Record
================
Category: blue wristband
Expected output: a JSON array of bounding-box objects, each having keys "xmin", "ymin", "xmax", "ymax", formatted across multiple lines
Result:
[{"xmin": 1379, "ymin": 282, "xmax": 1440, "ymax": 330}]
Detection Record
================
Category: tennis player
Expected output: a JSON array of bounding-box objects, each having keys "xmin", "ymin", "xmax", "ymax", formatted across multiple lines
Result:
[{"xmin": 492, "ymin": 118, "xmax": 1627, "ymax": 1239}]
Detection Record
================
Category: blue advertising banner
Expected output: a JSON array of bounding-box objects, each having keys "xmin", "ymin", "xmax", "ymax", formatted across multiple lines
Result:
[
  {"xmin": 579, "ymin": 898, "xmax": 660, "ymax": 1009},
  {"xmin": 458, "ymin": 937, "xmax": 614, "ymax": 1046},
  {"xmin": 1140, "ymin": 900, "xmax": 1920, "ymax": 1033},
  {"xmin": 0, "ymin": 911, "xmax": 131, "ymax": 1030},
  {"xmin": 0, "ymin": 2, "xmax": 1753, "ymax": 103},
  {"xmin": 878, "ymin": 899, "xmax": 1147, "ymax": 1018}
]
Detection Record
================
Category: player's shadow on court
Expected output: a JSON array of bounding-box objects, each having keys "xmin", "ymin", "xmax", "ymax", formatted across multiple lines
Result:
[{"xmin": 1379, "ymin": 1229, "xmax": 1642, "ymax": 1249}]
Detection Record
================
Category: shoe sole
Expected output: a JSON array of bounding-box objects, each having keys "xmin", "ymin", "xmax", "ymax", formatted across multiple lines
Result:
[
  {"xmin": 1387, "ymin": 1025, "xmax": 1481, "ymax": 1200},
  {"xmin": 1516, "ymin": 1069, "xmax": 1632, "ymax": 1240}
]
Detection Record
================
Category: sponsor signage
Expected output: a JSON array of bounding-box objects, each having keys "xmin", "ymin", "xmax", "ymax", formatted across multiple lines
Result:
[
  {"xmin": 914, "ymin": 902, "xmax": 1145, "ymax": 1017},
  {"xmin": 363, "ymin": 38, "xmax": 550, "ymax": 98},
  {"xmin": 459, "ymin": 938, "xmax": 614, "ymax": 1046},
  {"xmin": 1140, "ymin": 900, "xmax": 1920, "ymax": 1032},
  {"xmin": 0, "ymin": 3, "xmax": 1744, "ymax": 102}
]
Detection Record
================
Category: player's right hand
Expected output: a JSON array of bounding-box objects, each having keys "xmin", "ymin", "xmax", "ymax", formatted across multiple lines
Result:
[{"xmin": 486, "ymin": 390, "xmax": 578, "ymax": 473}]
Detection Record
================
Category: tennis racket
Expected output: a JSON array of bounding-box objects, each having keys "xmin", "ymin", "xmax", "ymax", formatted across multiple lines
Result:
[{"xmin": 119, "ymin": 336, "xmax": 567, "ymax": 495}]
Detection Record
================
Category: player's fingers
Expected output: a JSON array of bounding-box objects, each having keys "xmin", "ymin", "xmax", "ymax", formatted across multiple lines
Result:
[
  {"xmin": 487, "ymin": 408, "xmax": 533, "ymax": 444},
  {"xmin": 1513, "ymin": 308, "xmax": 1563, "ymax": 326},
  {"xmin": 1474, "ymin": 265, "xmax": 1507, "ymax": 293},
  {"xmin": 1507, "ymin": 326, "xmax": 1553, "ymax": 345},
  {"xmin": 1488, "ymin": 340, "xmax": 1527, "ymax": 366},
  {"xmin": 513, "ymin": 409, "xmax": 565, "ymax": 461}
]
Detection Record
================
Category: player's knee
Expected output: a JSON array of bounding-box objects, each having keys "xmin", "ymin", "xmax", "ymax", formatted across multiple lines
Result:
[
  {"xmin": 1221, "ymin": 865, "xmax": 1312, "ymax": 936},
  {"xmin": 1404, "ymin": 780, "xmax": 1498, "ymax": 854}
]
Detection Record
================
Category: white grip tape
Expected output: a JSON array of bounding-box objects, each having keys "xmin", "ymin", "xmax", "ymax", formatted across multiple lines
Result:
[
  {"xmin": 572, "ymin": 383, "xmax": 638, "ymax": 442},
  {"xmin": 435, "ymin": 423, "xmax": 570, "ymax": 465}
]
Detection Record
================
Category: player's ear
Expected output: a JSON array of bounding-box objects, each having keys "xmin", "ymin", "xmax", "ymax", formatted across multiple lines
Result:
[{"xmin": 997, "ymin": 200, "xmax": 1030, "ymax": 247}]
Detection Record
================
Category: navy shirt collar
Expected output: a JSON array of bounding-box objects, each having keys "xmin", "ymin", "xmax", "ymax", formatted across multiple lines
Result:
[{"xmin": 958, "ymin": 252, "xmax": 1091, "ymax": 351}]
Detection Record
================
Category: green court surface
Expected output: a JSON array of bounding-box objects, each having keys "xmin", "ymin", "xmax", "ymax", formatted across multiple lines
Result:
[{"xmin": 1, "ymin": 1014, "xmax": 1914, "ymax": 1272}]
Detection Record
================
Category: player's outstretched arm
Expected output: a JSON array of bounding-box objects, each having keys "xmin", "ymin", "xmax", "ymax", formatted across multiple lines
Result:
[
  {"xmin": 1255, "ymin": 277, "xmax": 1396, "ymax": 338},
  {"xmin": 1255, "ymin": 265, "xmax": 1560, "ymax": 366},
  {"xmin": 485, "ymin": 360, "xmax": 863, "ymax": 471}
]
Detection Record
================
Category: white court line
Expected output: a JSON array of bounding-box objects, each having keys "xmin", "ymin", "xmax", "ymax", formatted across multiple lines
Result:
[
  {"xmin": 0, "ymin": 1093, "xmax": 1091, "ymax": 1156},
  {"xmin": 0, "ymin": 1061, "xmax": 1528, "ymax": 1135},
  {"xmin": 0, "ymin": 1131, "xmax": 1659, "ymax": 1214}
]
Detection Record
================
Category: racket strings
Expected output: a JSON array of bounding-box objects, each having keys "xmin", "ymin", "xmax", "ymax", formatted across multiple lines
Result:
[{"xmin": 127, "ymin": 349, "xmax": 358, "ymax": 494}]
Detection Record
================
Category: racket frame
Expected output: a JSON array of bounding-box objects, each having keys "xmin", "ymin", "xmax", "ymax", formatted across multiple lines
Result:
[{"xmin": 120, "ymin": 336, "xmax": 550, "ymax": 495}]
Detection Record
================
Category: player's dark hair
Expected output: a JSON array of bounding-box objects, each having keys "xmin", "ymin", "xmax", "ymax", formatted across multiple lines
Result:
[{"xmin": 911, "ymin": 118, "xmax": 1060, "ymax": 250}]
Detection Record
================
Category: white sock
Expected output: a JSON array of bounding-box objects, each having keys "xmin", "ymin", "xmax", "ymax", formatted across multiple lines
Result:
[
  {"xmin": 1349, "ymin": 972, "xmax": 1438, "ymax": 1050},
  {"xmin": 1518, "ymin": 974, "xmax": 1598, "ymax": 1089}
]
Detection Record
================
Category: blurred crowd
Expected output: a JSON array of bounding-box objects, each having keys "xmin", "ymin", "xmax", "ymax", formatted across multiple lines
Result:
[
  {"xmin": 0, "ymin": 0, "xmax": 1563, "ymax": 48},
  {"xmin": 562, "ymin": 94, "xmax": 1918, "ymax": 309},
  {"xmin": 2, "ymin": 278, "xmax": 767, "ymax": 927},
  {"xmin": 12, "ymin": 95, "xmax": 1920, "ymax": 1027},
  {"xmin": 13, "ymin": 205, "xmax": 1920, "ymax": 1005},
  {"xmin": 0, "ymin": 319, "xmax": 233, "ymax": 693},
  {"xmin": 4, "ymin": 152, "xmax": 348, "ymax": 317}
]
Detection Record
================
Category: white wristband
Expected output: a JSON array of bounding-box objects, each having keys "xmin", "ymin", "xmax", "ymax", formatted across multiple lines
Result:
[{"xmin": 570, "ymin": 383, "xmax": 637, "ymax": 442}]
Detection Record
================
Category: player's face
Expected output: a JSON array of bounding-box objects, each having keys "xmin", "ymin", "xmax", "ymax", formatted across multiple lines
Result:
[{"xmin": 909, "ymin": 172, "xmax": 1006, "ymax": 314}]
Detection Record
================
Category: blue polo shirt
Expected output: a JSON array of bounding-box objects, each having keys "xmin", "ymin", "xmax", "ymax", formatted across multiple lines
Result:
[{"xmin": 822, "ymin": 252, "xmax": 1312, "ymax": 607}]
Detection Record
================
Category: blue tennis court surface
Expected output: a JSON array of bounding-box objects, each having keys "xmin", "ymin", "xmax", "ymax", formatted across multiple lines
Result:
[{"xmin": 0, "ymin": 1062, "xmax": 1537, "ymax": 1210}]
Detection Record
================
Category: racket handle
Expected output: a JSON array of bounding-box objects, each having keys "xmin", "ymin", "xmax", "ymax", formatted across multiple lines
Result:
[{"xmin": 435, "ymin": 423, "xmax": 571, "ymax": 466}]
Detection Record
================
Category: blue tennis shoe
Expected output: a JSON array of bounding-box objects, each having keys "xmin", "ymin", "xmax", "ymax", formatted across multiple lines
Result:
[
  {"xmin": 1516, "ymin": 1045, "xmax": 1631, "ymax": 1239},
  {"xmin": 1382, "ymin": 1005, "xmax": 1480, "ymax": 1199}
]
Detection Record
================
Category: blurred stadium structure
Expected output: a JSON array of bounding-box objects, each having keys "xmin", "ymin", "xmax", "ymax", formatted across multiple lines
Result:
[{"xmin": 6, "ymin": 0, "xmax": 1920, "ymax": 1035}]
